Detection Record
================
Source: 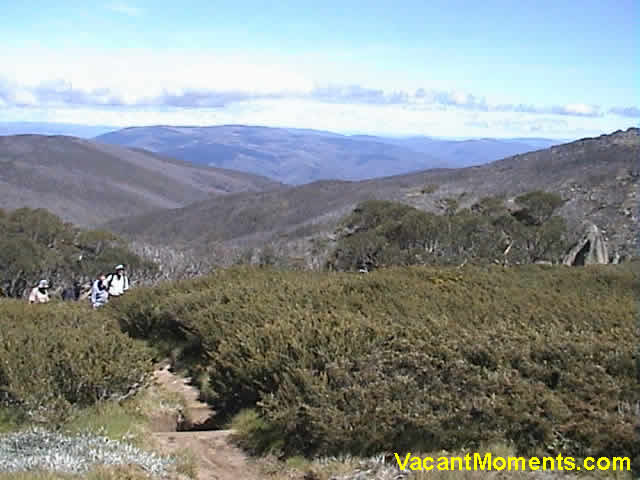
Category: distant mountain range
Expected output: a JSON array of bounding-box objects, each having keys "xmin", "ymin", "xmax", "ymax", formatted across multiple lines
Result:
[
  {"xmin": 95, "ymin": 125, "xmax": 565, "ymax": 184},
  {"xmin": 0, "ymin": 135, "xmax": 280, "ymax": 226},
  {"xmin": 0, "ymin": 122, "xmax": 116, "ymax": 138},
  {"xmin": 365, "ymin": 135, "xmax": 563, "ymax": 166},
  {"xmin": 2, "ymin": 122, "xmax": 566, "ymax": 185},
  {"xmin": 104, "ymin": 128, "xmax": 639, "ymax": 261}
]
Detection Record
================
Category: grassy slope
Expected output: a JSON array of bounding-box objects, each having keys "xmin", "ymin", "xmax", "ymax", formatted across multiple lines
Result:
[{"xmin": 0, "ymin": 135, "xmax": 280, "ymax": 227}]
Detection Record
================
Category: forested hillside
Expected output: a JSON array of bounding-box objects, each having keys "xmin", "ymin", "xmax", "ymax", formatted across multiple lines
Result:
[{"xmin": 0, "ymin": 207, "xmax": 155, "ymax": 298}]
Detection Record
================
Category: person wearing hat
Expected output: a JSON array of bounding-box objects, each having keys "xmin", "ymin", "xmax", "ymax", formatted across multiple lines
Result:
[
  {"xmin": 28, "ymin": 279, "xmax": 50, "ymax": 304},
  {"xmin": 106, "ymin": 264, "xmax": 130, "ymax": 298}
]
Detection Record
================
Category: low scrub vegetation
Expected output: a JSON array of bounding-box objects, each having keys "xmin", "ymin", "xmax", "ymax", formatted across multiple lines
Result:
[
  {"xmin": 108, "ymin": 265, "xmax": 639, "ymax": 470},
  {"xmin": 0, "ymin": 301, "xmax": 153, "ymax": 423}
]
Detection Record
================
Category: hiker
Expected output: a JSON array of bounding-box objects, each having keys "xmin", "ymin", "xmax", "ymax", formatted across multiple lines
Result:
[
  {"xmin": 106, "ymin": 264, "xmax": 130, "ymax": 298},
  {"xmin": 61, "ymin": 281, "xmax": 81, "ymax": 301},
  {"xmin": 90, "ymin": 273, "xmax": 109, "ymax": 309},
  {"xmin": 28, "ymin": 280, "xmax": 50, "ymax": 304}
]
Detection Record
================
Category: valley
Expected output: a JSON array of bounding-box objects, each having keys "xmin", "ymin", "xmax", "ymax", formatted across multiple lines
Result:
[{"xmin": 102, "ymin": 128, "xmax": 639, "ymax": 266}]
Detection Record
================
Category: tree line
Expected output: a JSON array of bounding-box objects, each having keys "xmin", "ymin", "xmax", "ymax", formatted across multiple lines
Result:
[{"xmin": 326, "ymin": 191, "xmax": 570, "ymax": 271}]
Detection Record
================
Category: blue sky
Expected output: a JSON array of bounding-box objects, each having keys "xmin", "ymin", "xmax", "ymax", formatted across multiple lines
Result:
[{"xmin": 0, "ymin": 0, "xmax": 637, "ymax": 138}]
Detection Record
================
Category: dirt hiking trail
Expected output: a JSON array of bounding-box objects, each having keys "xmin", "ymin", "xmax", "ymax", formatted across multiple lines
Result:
[{"xmin": 150, "ymin": 365, "xmax": 262, "ymax": 480}]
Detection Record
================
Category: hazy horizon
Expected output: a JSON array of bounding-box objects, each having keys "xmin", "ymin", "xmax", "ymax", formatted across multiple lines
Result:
[{"xmin": 0, "ymin": 119, "xmax": 590, "ymax": 142}]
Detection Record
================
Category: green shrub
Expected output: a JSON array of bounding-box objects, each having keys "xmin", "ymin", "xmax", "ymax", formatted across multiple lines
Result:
[
  {"xmin": 230, "ymin": 409, "xmax": 285, "ymax": 455},
  {"xmin": 327, "ymin": 194, "xmax": 572, "ymax": 270},
  {"xmin": 513, "ymin": 191, "xmax": 566, "ymax": 225},
  {"xmin": 0, "ymin": 406, "xmax": 26, "ymax": 433},
  {"xmin": 63, "ymin": 400, "xmax": 146, "ymax": 444},
  {"xmin": 112, "ymin": 265, "xmax": 638, "ymax": 466},
  {"xmin": 105, "ymin": 277, "xmax": 220, "ymax": 361},
  {"xmin": 0, "ymin": 301, "xmax": 153, "ymax": 422}
]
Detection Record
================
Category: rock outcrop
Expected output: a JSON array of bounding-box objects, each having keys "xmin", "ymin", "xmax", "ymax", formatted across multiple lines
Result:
[{"xmin": 563, "ymin": 222, "xmax": 609, "ymax": 266}]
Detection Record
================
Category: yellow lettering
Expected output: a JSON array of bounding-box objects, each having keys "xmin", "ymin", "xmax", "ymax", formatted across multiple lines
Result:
[
  {"xmin": 450, "ymin": 456, "xmax": 463, "ymax": 470},
  {"xmin": 474, "ymin": 453, "xmax": 491, "ymax": 470},
  {"xmin": 409, "ymin": 457, "xmax": 423, "ymax": 471},
  {"xmin": 507, "ymin": 456, "xmax": 526, "ymax": 471},
  {"xmin": 542, "ymin": 457, "xmax": 555, "ymax": 470},
  {"xmin": 612, "ymin": 457, "xmax": 631, "ymax": 471},
  {"xmin": 392, "ymin": 452, "xmax": 630, "ymax": 473},
  {"xmin": 585, "ymin": 457, "xmax": 595, "ymax": 471},
  {"xmin": 529, "ymin": 457, "xmax": 540, "ymax": 471},
  {"xmin": 563, "ymin": 457, "xmax": 575, "ymax": 471},
  {"xmin": 394, "ymin": 453, "xmax": 411, "ymax": 471},
  {"xmin": 493, "ymin": 457, "xmax": 506, "ymax": 471}
]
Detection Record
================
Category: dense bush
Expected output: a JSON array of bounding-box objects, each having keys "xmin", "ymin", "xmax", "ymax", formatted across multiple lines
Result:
[
  {"xmin": 0, "ymin": 301, "xmax": 153, "ymax": 421},
  {"xmin": 111, "ymin": 265, "xmax": 638, "ymax": 467},
  {"xmin": 327, "ymin": 192, "xmax": 571, "ymax": 271},
  {"xmin": 0, "ymin": 207, "xmax": 156, "ymax": 298}
]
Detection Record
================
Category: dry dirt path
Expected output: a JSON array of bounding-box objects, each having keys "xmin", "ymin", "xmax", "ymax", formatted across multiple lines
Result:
[{"xmin": 150, "ymin": 365, "xmax": 262, "ymax": 480}]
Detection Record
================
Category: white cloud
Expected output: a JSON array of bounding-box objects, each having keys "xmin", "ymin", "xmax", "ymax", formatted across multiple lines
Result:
[
  {"xmin": 0, "ymin": 48, "xmax": 635, "ymax": 136},
  {"xmin": 10, "ymin": 88, "xmax": 39, "ymax": 106},
  {"xmin": 552, "ymin": 103, "xmax": 602, "ymax": 117},
  {"xmin": 0, "ymin": 50, "xmax": 313, "ymax": 105},
  {"xmin": 562, "ymin": 103, "xmax": 596, "ymax": 115},
  {"xmin": 609, "ymin": 106, "xmax": 640, "ymax": 118}
]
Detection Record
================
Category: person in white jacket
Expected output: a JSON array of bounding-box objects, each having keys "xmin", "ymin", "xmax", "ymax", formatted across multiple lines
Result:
[
  {"xmin": 106, "ymin": 264, "xmax": 130, "ymax": 298},
  {"xmin": 29, "ymin": 279, "xmax": 50, "ymax": 304}
]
